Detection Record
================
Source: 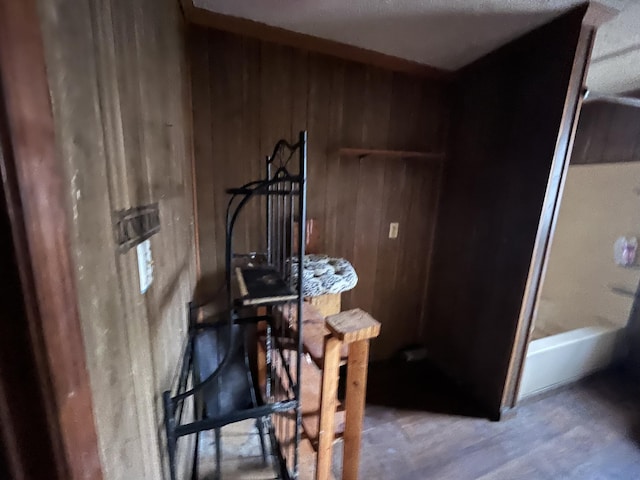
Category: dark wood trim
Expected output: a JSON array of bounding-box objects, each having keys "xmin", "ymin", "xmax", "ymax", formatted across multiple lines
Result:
[
  {"xmin": 0, "ymin": 1, "xmax": 103, "ymax": 479},
  {"xmin": 584, "ymin": 92, "xmax": 640, "ymax": 109},
  {"xmin": 0, "ymin": 142, "xmax": 65, "ymax": 480},
  {"xmin": 501, "ymin": 23, "xmax": 597, "ymax": 412},
  {"xmin": 180, "ymin": 0, "xmax": 450, "ymax": 79},
  {"xmin": 584, "ymin": 1, "xmax": 619, "ymax": 27}
]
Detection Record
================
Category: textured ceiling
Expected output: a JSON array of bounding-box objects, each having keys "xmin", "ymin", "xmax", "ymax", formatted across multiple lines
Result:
[
  {"xmin": 589, "ymin": 1, "xmax": 640, "ymax": 93},
  {"xmin": 196, "ymin": 0, "xmax": 640, "ymax": 93}
]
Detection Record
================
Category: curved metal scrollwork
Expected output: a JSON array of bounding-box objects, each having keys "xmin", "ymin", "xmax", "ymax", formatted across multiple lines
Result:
[{"xmin": 165, "ymin": 131, "xmax": 307, "ymax": 480}]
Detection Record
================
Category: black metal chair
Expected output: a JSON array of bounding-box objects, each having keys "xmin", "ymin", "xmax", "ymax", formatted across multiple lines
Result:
[
  {"xmin": 163, "ymin": 131, "xmax": 307, "ymax": 480},
  {"xmin": 163, "ymin": 301, "xmax": 268, "ymax": 480}
]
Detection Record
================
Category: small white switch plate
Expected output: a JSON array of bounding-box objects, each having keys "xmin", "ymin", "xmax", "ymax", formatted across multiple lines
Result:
[
  {"xmin": 389, "ymin": 222, "xmax": 399, "ymax": 239},
  {"xmin": 137, "ymin": 239, "xmax": 154, "ymax": 294}
]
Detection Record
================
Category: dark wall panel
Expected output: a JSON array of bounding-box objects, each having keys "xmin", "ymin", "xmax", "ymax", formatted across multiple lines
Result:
[{"xmin": 425, "ymin": 7, "xmax": 589, "ymax": 417}]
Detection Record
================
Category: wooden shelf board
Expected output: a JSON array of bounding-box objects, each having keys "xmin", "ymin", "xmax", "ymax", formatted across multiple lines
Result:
[
  {"xmin": 234, "ymin": 266, "xmax": 297, "ymax": 306},
  {"xmin": 300, "ymin": 358, "xmax": 346, "ymax": 450},
  {"xmin": 258, "ymin": 336, "xmax": 345, "ymax": 449},
  {"xmin": 281, "ymin": 303, "xmax": 348, "ymax": 369},
  {"xmin": 338, "ymin": 147, "xmax": 445, "ymax": 160}
]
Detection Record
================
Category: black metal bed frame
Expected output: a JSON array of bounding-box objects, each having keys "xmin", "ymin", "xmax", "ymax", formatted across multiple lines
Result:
[{"xmin": 163, "ymin": 131, "xmax": 307, "ymax": 480}]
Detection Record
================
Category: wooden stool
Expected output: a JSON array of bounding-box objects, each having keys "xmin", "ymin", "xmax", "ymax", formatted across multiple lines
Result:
[{"xmin": 317, "ymin": 309, "xmax": 381, "ymax": 480}]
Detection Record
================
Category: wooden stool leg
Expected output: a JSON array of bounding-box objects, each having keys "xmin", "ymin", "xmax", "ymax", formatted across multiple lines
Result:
[
  {"xmin": 255, "ymin": 310, "xmax": 268, "ymax": 394},
  {"xmin": 256, "ymin": 323, "xmax": 267, "ymax": 393},
  {"xmin": 342, "ymin": 340, "xmax": 370, "ymax": 480},
  {"xmin": 316, "ymin": 336, "xmax": 342, "ymax": 480}
]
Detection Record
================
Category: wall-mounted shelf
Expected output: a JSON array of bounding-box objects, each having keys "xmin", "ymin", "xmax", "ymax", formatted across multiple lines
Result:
[
  {"xmin": 609, "ymin": 285, "xmax": 639, "ymax": 298},
  {"xmin": 338, "ymin": 147, "xmax": 445, "ymax": 160}
]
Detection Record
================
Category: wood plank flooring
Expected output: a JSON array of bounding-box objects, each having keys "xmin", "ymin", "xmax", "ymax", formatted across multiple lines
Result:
[
  {"xmin": 200, "ymin": 364, "xmax": 640, "ymax": 479},
  {"xmin": 333, "ymin": 364, "xmax": 640, "ymax": 480}
]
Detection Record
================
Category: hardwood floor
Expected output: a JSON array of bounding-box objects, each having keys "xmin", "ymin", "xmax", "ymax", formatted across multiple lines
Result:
[
  {"xmin": 332, "ymin": 364, "xmax": 640, "ymax": 480},
  {"xmin": 201, "ymin": 363, "xmax": 640, "ymax": 479}
]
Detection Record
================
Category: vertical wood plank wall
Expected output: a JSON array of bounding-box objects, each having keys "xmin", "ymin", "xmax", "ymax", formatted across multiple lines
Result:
[
  {"xmin": 36, "ymin": 0, "xmax": 196, "ymax": 478},
  {"xmin": 425, "ymin": 7, "xmax": 589, "ymax": 418},
  {"xmin": 189, "ymin": 27, "xmax": 450, "ymax": 360},
  {"xmin": 571, "ymin": 97, "xmax": 640, "ymax": 165}
]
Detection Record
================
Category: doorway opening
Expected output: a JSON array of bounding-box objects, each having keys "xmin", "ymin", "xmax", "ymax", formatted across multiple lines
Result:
[{"xmin": 520, "ymin": 98, "xmax": 640, "ymax": 400}]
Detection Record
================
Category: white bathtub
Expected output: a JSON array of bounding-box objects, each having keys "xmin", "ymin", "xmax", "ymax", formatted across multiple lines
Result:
[{"xmin": 518, "ymin": 325, "xmax": 627, "ymax": 400}]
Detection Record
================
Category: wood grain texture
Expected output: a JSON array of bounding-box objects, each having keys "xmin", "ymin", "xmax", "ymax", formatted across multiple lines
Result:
[
  {"xmin": 300, "ymin": 358, "xmax": 345, "ymax": 449},
  {"xmin": 181, "ymin": 1, "xmax": 449, "ymax": 80},
  {"xmin": 35, "ymin": 0, "xmax": 197, "ymax": 478},
  {"xmin": 0, "ymin": 1, "xmax": 103, "ymax": 478},
  {"xmin": 342, "ymin": 340, "xmax": 371, "ymax": 480},
  {"xmin": 571, "ymin": 95, "xmax": 640, "ymax": 165},
  {"xmin": 348, "ymin": 367, "xmax": 640, "ymax": 480},
  {"xmin": 190, "ymin": 28, "xmax": 450, "ymax": 360},
  {"xmin": 283, "ymin": 303, "xmax": 348, "ymax": 368},
  {"xmin": 316, "ymin": 336, "xmax": 342, "ymax": 480},
  {"xmin": 339, "ymin": 148, "xmax": 444, "ymax": 160},
  {"xmin": 0, "ymin": 116, "xmax": 71, "ymax": 480},
  {"xmin": 307, "ymin": 293, "xmax": 342, "ymax": 318},
  {"xmin": 425, "ymin": 6, "xmax": 590, "ymax": 419},
  {"xmin": 326, "ymin": 309, "xmax": 381, "ymax": 344}
]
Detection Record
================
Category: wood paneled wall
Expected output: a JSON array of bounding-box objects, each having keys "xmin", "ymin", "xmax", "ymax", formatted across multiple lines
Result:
[
  {"xmin": 36, "ymin": 0, "xmax": 196, "ymax": 478},
  {"xmin": 190, "ymin": 27, "xmax": 450, "ymax": 360},
  {"xmin": 425, "ymin": 6, "xmax": 590, "ymax": 418},
  {"xmin": 571, "ymin": 97, "xmax": 640, "ymax": 165}
]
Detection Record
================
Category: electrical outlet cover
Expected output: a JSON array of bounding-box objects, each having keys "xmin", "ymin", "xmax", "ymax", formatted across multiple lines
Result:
[
  {"xmin": 389, "ymin": 222, "xmax": 399, "ymax": 239},
  {"xmin": 137, "ymin": 239, "xmax": 153, "ymax": 294}
]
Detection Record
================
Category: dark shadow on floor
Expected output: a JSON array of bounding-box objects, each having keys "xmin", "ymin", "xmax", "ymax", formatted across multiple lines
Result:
[
  {"xmin": 578, "ymin": 366, "xmax": 640, "ymax": 447},
  {"xmin": 338, "ymin": 358, "xmax": 489, "ymax": 419}
]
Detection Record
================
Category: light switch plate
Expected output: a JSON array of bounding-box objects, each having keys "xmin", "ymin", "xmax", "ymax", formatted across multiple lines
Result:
[
  {"xmin": 389, "ymin": 222, "xmax": 399, "ymax": 239},
  {"xmin": 137, "ymin": 239, "xmax": 153, "ymax": 294}
]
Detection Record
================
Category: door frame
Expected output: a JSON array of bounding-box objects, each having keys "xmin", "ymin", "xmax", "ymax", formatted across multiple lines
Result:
[
  {"xmin": 501, "ymin": 12, "xmax": 606, "ymax": 411},
  {"xmin": 0, "ymin": 1, "xmax": 103, "ymax": 478}
]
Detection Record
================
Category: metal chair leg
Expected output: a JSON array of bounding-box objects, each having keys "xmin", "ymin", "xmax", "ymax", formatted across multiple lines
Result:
[
  {"xmin": 214, "ymin": 427, "xmax": 222, "ymax": 480},
  {"xmin": 191, "ymin": 429, "xmax": 200, "ymax": 480},
  {"xmin": 163, "ymin": 391, "xmax": 178, "ymax": 480},
  {"xmin": 242, "ymin": 326, "xmax": 269, "ymax": 464},
  {"xmin": 256, "ymin": 417, "xmax": 268, "ymax": 463}
]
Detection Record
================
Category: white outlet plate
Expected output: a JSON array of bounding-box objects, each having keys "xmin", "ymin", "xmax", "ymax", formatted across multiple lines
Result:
[
  {"xmin": 137, "ymin": 239, "xmax": 153, "ymax": 294},
  {"xmin": 389, "ymin": 222, "xmax": 399, "ymax": 239}
]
